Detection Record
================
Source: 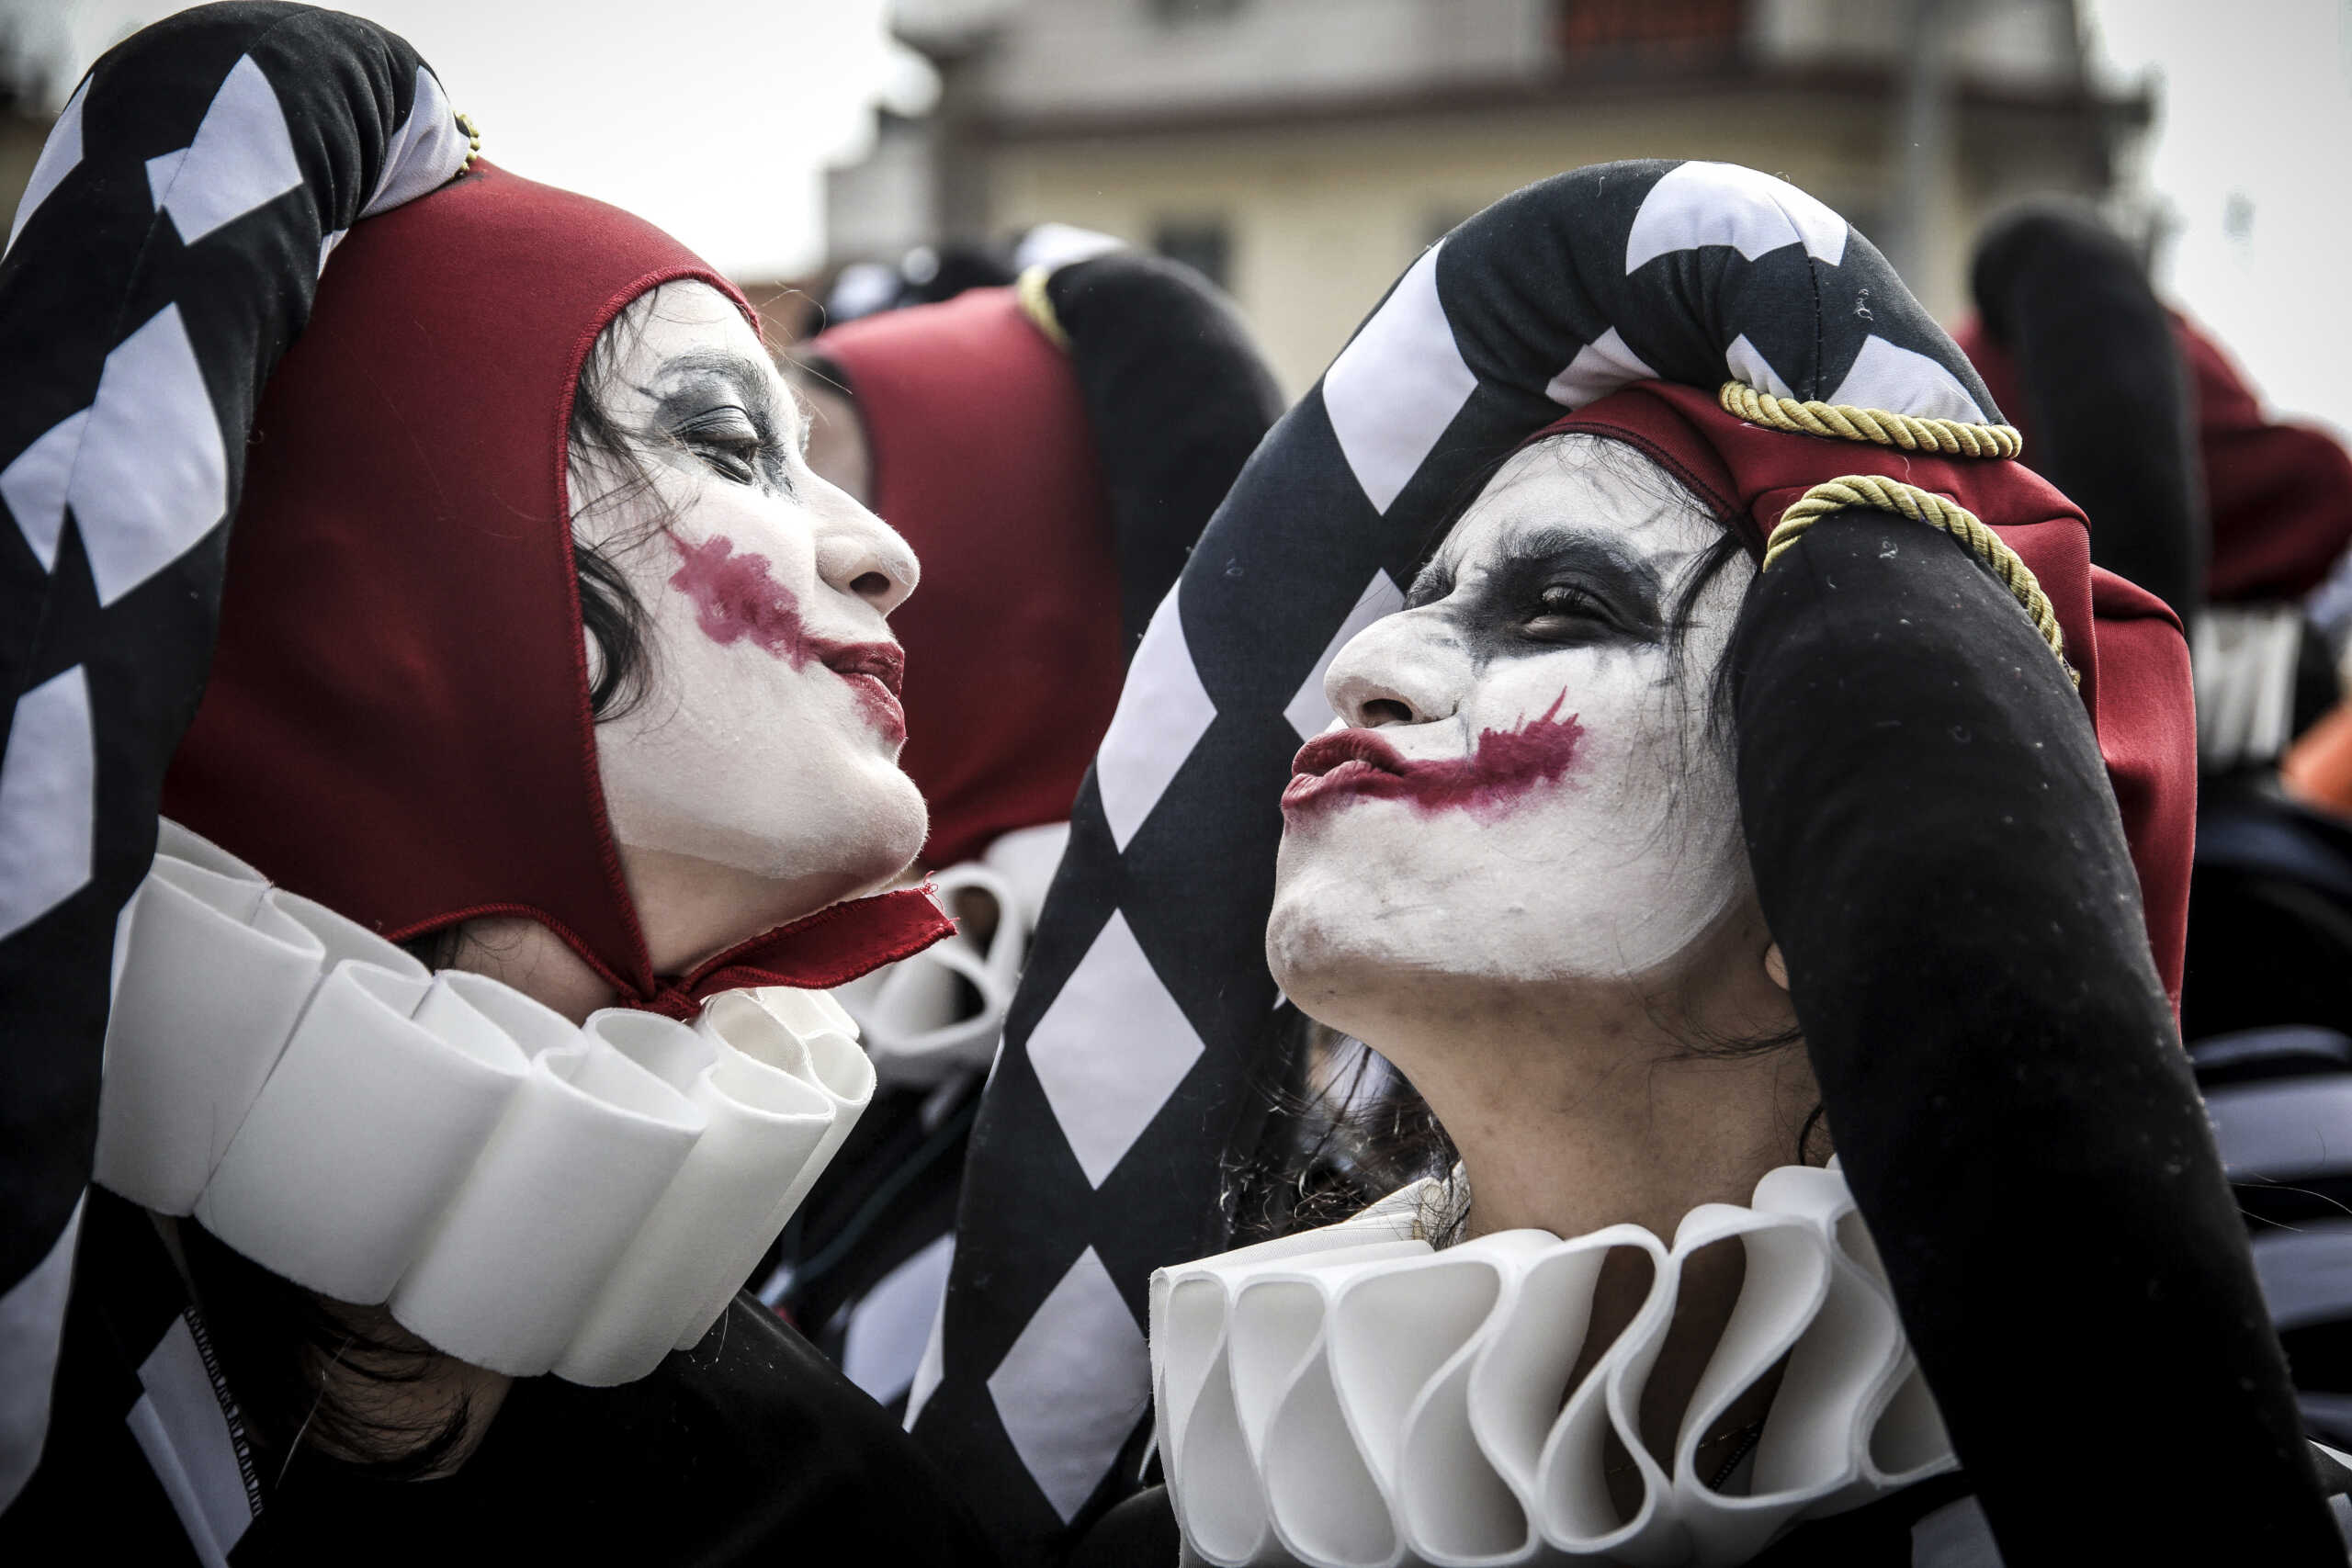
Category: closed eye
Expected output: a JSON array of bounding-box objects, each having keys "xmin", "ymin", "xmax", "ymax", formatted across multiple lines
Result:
[
  {"xmin": 676, "ymin": 407, "xmax": 764, "ymax": 483},
  {"xmin": 1521, "ymin": 581, "xmax": 1623, "ymax": 641}
]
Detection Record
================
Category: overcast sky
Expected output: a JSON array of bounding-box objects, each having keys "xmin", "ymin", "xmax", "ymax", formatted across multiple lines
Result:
[
  {"xmin": 2086, "ymin": 0, "xmax": 2352, "ymax": 435},
  {"xmin": 0, "ymin": 0, "xmax": 933, "ymax": 279},
  {"xmin": 8, "ymin": 0, "xmax": 2349, "ymax": 432}
]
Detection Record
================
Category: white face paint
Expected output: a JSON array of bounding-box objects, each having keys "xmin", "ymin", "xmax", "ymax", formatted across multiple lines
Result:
[
  {"xmin": 577, "ymin": 281, "xmax": 928, "ymax": 907},
  {"xmin": 1268, "ymin": 435, "xmax": 1755, "ymax": 1013}
]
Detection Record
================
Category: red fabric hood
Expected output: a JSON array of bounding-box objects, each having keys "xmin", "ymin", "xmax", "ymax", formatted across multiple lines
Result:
[
  {"xmin": 810, "ymin": 288, "xmax": 1121, "ymax": 869},
  {"xmin": 1546, "ymin": 383, "xmax": 2198, "ymax": 1005},
  {"xmin": 162, "ymin": 163, "xmax": 949, "ymax": 1012},
  {"xmin": 1959, "ymin": 312, "xmax": 2352, "ymax": 603}
]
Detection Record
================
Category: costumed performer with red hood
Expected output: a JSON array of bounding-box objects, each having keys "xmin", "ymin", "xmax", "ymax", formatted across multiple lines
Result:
[
  {"xmin": 0, "ymin": 6, "xmax": 996, "ymax": 1562},
  {"xmin": 739, "ymin": 251, "xmax": 1282, "ymax": 1412}
]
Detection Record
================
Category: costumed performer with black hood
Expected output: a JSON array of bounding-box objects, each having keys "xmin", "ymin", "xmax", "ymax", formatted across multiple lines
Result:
[
  {"xmin": 900, "ymin": 160, "xmax": 2351, "ymax": 1565},
  {"xmin": 0, "ymin": 6, "xmax": 998, "ymax": 1562},
  {"xmin": 736, "ymin": 252, "xmax": 1282, "ymax": 1410}
]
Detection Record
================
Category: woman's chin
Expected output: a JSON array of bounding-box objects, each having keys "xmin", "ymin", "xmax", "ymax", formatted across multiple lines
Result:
[{"xmin": 787, "ymin": 769, "xmax": 930, "ymax": 904}]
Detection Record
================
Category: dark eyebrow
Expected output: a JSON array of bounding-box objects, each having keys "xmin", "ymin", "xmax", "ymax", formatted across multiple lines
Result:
[
  {"xmin": 1413, "ymin": 523, "xmax": 1666, "ymax": 607},
  {"xmin": 1493, "ymin": 524, "xmax": 1666, "ymax": 608},
  {"xmin": 644, "ymin": 349, "xmax": 781, "ymax": 425}
]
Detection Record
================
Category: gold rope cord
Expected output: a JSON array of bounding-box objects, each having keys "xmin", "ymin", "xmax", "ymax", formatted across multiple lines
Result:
[
  {"xmin": 1720, "ymin": 380, "xmax": 2023, "ymax": 459},
  {"xmin": 456, "ymin": 112, "xmax": 482, "ymax": 176},
  {"xmin": 1015, "ymin": 265, "xmax": 1070, "ymax": 352},
  {"xmin": 1764, "ymin": 474, "xmax": 2076, "ymax": 685}
]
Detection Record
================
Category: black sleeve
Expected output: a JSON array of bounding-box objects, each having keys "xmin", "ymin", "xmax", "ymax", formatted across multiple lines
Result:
[
  {"xmin": 1044, "ymin": 253, "xmax": 1285, "ymax": 658},
  {"xmin": 1969, "ymin": 202, "xmax": 2206, "ymax": 618},
  {"xmin": 1730, "ymin": 510, "xmax": 2339, "ymax": 1563}
]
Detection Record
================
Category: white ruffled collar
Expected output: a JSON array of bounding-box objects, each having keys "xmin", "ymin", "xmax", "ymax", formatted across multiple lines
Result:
[
  {"xmin": 1150, "ymin": 1163, "xmax": 1954, "ymax": 1567},
  {"xmin": 96, "ymin": 820, "xmax": 872, "ymax": 1386},
  {"xmin": 830, "ymin": 820, "xmax": 1068, "ymax": 1089}
]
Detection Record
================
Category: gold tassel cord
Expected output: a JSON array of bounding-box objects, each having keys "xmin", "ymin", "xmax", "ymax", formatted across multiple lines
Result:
[
  {"xmin": 1719, "ymin": 380, "xmax": 2022, "ymax": 460},
  {"xmin": 456, "ymin": 112, "xmax": 482, "ymax": 177},
  {"xmin": 1764, "ymin": 474, "xmax": 2076, "ymax": 686},
  {"xmin": 1015, "ymin": 265, "xmax": 1070, "ymax": 353}
]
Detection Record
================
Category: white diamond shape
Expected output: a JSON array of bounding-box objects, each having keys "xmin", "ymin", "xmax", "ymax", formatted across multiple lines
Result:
[
  {"xmin": 361, "ymin": 67, "xmax": 469, "ymax": 219},
  {"xmin": 1027, "ymin": 910, "xmax": 1204, "ymax": 1188},
  {"xmin": 1321, "ymin": 242, "xmax": 1476, "ymax": 514},
  {"xmin": 6, "ymin": 76, "xmax": 85, "ymax": 257},
  {"xmin": 1829, "ymin": 333, "xmax": 1988, "ymax": 423},
  {"xmin": 148, "ymin": 55, "xmax": 303, "ymax": 245},
  {"xmin": 1544, "ymin": 326, "xmax": 1657, "ymax": 411},
  {"xmin": 988, "ymin": 1247, "xmax": 1153, "ymax": 1523},
  {"xmin": 903, "ymin": 1280, "xmax": 951, "ymax": 1430},
  {"xmin": 1096, "ymin": 590, "xmax": 1217, "ymax": 852},
  {"xmin": 46, "ymin": 305, "xmax": 228, "ymax": 606},
  {"xmin": 143, "ymin": 148, "xmax": 190, "ymax": 209},
  {"xmin": 842, "ymin": 1232, "xmax": 956, "ymax": 1407},
  {"xmin": 2, "ymin": 408, "xmax": 89, "ymax": 572},
  {"xmin": 130, "ymin": 1315, "xmax": 255, "ymax": 1559},
  {"xmin": 1283, "ymin": 570, "xmax": 1405, "ymax": 740},
  {"xmin": 1724, "ymin": 333, "xmax": 1797, "ymax": 401},
  {"xmin": 0, "ymin": 666, "xmax": 94, "ymax": 941},
  {"xmin": 1625, "ymin": 161, "xmax": 1849, "ymax": 273},
  {"xmin": 0, "ymin": 1193, "xmax": 83, "ymax": 1513}
]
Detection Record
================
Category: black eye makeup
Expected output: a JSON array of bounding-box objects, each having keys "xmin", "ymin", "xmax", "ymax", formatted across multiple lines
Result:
[
  {"xmin": 1412, "ymin": 523, "xmax": 1668, "ymax": 658},
  {"xmin": 641, "ymin": 350, "xmax": 797, "ymax": 493}
]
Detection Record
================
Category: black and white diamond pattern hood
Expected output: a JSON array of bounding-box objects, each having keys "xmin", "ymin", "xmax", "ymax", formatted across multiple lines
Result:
[
  {"xmin": 910, "ymin": 160, "xmax": 2003, "ymax": 1549},
  {"xmin": 0, "ymin": 0, "xmax": 467, "ymax": 1531}
]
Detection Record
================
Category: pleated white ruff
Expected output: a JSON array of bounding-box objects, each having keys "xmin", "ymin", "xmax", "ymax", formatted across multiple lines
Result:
[
  {"xmin": 1151, "ymin": 1164, "xmax": 1955, "ymax": 1567},
  {"xmin": 94, "ymin": 820, "xmax": 873, "ymax": 1385}
]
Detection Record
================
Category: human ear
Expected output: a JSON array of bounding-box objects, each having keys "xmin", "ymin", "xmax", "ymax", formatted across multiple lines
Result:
[{"xmin": 1763, "ymin": 941, "xmax": 1789, "ymax": 991}]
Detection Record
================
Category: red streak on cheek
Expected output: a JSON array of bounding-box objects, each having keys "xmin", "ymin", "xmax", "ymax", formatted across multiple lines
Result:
[{"xmin": 666, "ymin": 534, "xmax": 817, "ymax": 668}]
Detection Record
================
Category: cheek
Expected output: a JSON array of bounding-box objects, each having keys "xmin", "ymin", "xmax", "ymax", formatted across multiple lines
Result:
[{"xmin": 666, "ymin": 533, "xmax": 820, "ymax": 667}]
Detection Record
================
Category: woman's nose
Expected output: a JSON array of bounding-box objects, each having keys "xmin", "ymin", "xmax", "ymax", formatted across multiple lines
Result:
[
  {"xmin": 1322, "ymin": 611, "xmax": 1461, "ymax": 728},
  {"xmin": 814, "ymin": 494, "xmax": 919, "ymax": 615}
]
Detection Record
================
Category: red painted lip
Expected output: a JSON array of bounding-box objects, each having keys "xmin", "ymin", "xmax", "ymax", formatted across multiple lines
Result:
[
  {"xmin": 817, "ymin": 641, "xmax": 904, "ymax": 697},
  {"xmin": 817, "ymin": 640, "xmax": 907, "ymax": 742},
  {"xmin": 1292, "ymin": 728, "xmax": 1408, "ymax": 780},
  {"xmin": 1283, "ymin": 697, "xmax": 1586, "ymax": 820},
  {"xmin": 1283, "ymin": 728, "xmax": 1411, "ymax": 812}
]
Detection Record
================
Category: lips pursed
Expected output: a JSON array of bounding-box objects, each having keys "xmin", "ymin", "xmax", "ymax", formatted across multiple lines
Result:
[{"xmin": 1283, "ymin": 694, "xmax": 1585, "ymax": 819}]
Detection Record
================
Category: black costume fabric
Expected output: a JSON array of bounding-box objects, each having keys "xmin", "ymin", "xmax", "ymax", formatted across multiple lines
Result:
[
  {"xmin": 1046, "ymin": 252, "xmax": 1288, "ymax": 655},
  {"xmin": 1964, "ymin": 203, "xmax": 2206, "ymax": 620},
  {"xmin": 2, "ymin": 1191, "xmax": 997, "ymax": 1566},
  {"xmin": 0, "ymin": 2, "xmax": 469, "ymax": 1507},
  {"xmin": 1733, "ymin": 510, "xmax": 2341, "ymax": 1562}
]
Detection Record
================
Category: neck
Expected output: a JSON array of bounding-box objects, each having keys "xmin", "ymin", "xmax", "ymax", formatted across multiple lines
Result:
[
  {"xmin": 1386, "ymin": 985, "xmax": 1813, "ymax": 1247},
  {"xmin": 615, "ymin": 842, "xmax": 875, "ymax": 976},
  {"xmin": 444, "ymin": 916, "xmax": 618, "ymax": 1025},
  {"xmin": 1344, "ymin": 939, "xmax": 1810, "ymax": 1475}
]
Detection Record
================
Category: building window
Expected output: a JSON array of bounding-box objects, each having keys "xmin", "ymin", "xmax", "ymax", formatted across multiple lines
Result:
[
  {"xmin": 1153, "ymin": 218, "xmax": 1232, "ymax": 290},
  {"xmin": 1148, "ymin": 0, "xmax": 1246, "ymax": 26}
]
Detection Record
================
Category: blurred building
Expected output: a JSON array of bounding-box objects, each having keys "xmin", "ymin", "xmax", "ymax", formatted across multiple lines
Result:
[{"xmin": 827, "ymin": 0, "xmax": 2150, "ymax": 393}]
